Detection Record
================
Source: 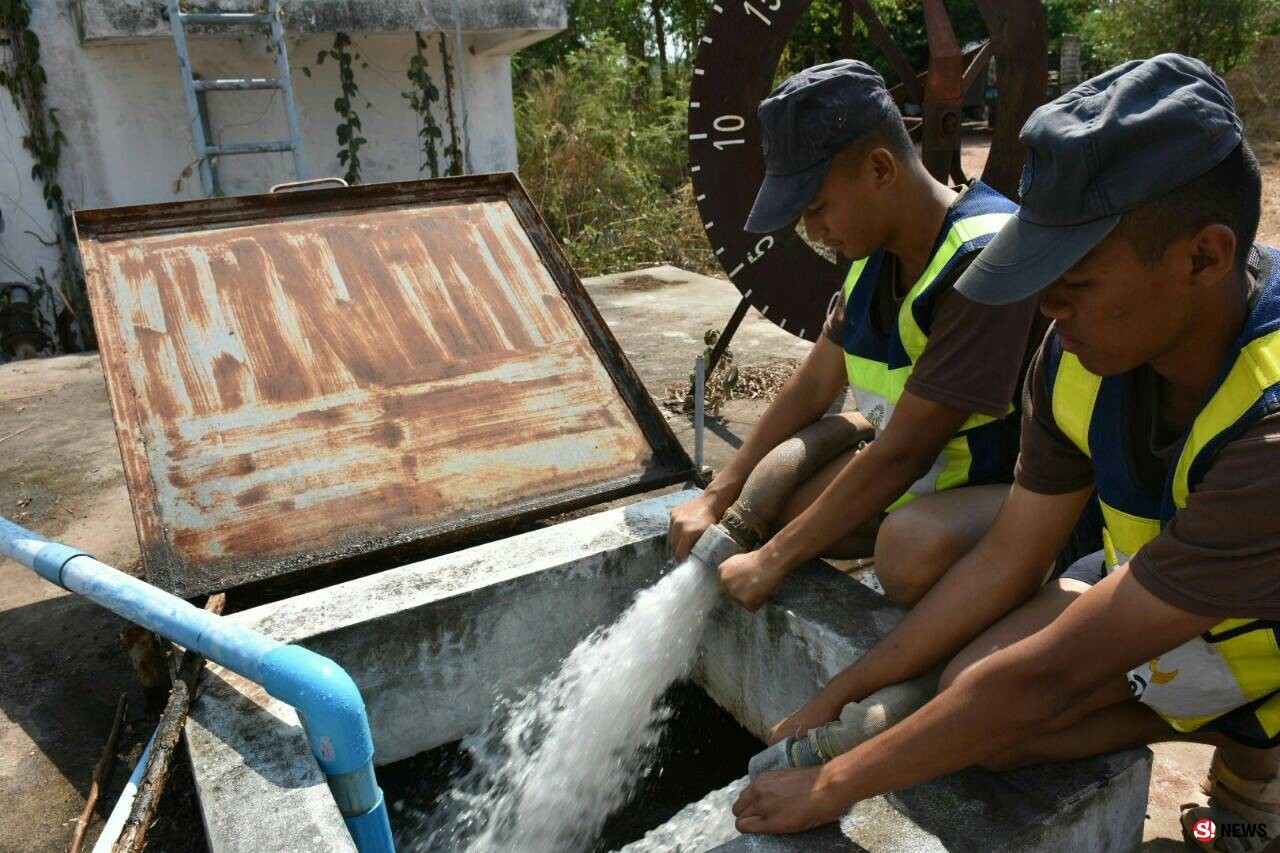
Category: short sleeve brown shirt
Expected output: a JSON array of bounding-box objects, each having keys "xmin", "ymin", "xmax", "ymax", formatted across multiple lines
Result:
[
  {"xmin": 1015, "ymin": 247, "xmax": 1280, "ymax": 619},
  {"xmin": 822, "ymin": 186, "xmax": 1049, "ymax": 420}
]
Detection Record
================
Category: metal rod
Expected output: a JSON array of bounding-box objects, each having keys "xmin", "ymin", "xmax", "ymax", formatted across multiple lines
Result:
[
  {"xmin": 0, "ymin": 518, "xmax": 395, "ymax": 852},
  {"xmin": 707, "ymin": 296, "xmax": 751, "ymax": 376},
  {"xmin": 270, "ymin": 0, "xmax": 310, "ymax": 181},
  {"xmin": 192, "ymin": 78, "xmax": 284, "ymax": 91},
  {"xmin": 167, "ymin": 0, "xmax": 214, "ymax": 196},
  {"xmin": 205, "ymin": 140, "xmax": 293, "ymax": 155},
  {"xmin": 179, "ymin": 12, "xmax": 272, "ymax": 24},
  {"xmin": 694, "ymin": 355, "xmax": 705, "ymax": 472}
]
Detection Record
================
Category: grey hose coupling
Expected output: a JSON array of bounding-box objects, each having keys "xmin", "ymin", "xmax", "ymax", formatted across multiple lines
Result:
[{"xmin": 690, "ymin": 522, "xmax": 745, "ymax": 570}]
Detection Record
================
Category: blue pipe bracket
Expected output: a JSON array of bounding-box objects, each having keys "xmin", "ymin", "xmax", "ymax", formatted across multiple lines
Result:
[{"xmin": 0, "ymin": 517, "xmax": 395, "ymax": 853}]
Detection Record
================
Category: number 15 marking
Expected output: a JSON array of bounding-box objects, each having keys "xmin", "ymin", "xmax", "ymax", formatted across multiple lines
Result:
[{"xmin": 744, "ymin": 0, "xmax": 781, "ymax": 26}]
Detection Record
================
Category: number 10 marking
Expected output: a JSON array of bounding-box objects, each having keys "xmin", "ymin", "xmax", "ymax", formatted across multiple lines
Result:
[{"xmin": 713, "ymin": 114, "xmax": 746, "ymax": 150}]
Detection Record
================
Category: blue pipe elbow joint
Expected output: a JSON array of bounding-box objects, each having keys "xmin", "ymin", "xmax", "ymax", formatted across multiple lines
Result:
[{"xmin": 259, "ymin": 644, "xmax": 376, "ymax": 776}]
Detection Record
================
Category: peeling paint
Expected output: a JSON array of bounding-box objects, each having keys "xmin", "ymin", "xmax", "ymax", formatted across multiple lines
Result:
[{"xmin": 76, "ymin": 176, "xmax": 690, "ymax": 595}]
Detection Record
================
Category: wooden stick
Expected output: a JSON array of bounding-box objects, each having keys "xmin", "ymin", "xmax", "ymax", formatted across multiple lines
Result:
[
  {"xmin": 69, "ymin": 694, "xmax": 128, "ymax": 853},
  {"xmin": 0, "ymin": 422, "xmax": 33, "ymax": 444},
  {"xmin": 114, "ymin": 593, "xmax": 226, "ymax": 853}
]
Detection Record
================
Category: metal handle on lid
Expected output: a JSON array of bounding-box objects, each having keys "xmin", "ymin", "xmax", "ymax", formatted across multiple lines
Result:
[{"xmin": 269, "ymin": 177, "xmax": 349, "ymax": 193}]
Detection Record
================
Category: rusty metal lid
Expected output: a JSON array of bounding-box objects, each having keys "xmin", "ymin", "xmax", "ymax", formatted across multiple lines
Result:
[{"xmin": 75, "ymin": 175, "xmax": 693, "ymax": 597}]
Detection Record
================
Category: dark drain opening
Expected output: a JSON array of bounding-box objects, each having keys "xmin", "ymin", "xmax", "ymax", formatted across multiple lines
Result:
[{"xmin": 378, "ymin": 680, "xmax": 761, "ymax": 851}]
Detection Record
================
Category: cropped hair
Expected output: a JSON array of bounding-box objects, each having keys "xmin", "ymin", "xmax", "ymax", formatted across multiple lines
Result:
[{"xmin": 1117, "ymin": 140, "xmax": 1261, "ymax": 271}]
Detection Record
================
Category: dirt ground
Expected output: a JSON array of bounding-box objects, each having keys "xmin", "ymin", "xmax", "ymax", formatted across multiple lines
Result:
[{"xmin": 0, "ymin": 355, "xmax": 176, "ymax": 851}]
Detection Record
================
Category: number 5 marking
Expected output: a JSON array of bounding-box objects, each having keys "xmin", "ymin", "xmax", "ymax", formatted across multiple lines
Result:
[{"xmin": 746, "ymin": 236, "xmax": 774, "ymax": 264}]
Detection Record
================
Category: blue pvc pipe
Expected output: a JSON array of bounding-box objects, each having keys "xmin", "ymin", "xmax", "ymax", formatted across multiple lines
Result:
[{"xmin": 0, "ymin": 517, "xmax": 394, "ymax": 852}]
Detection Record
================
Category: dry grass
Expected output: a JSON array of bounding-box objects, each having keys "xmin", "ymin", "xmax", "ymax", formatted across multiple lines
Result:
[
  {"xmin": 1228, "ymin": 38, "xmax": 1280, "ymax": 246},
  {"xmin": 662, "ymin": 359, "xmax": 800, "ymax": 417}
]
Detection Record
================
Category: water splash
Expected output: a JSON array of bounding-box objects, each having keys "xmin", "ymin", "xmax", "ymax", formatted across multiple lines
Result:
[
  {"xmin": 402, "ymin": 557, "xmax": 720, "ymax": 852},
  {"xmin": 616, "ymin": 775, "xmax": 747, "ymax": 853}
]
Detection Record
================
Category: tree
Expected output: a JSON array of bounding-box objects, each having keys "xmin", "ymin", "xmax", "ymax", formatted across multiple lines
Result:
[{"xmin": 1081, "ymin": 0, "xmax": 1280, "ymax": 73}]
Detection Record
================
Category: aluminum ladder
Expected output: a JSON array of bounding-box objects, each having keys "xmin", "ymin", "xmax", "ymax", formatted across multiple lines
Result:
[{"xmin": 167, "ymin": 0, "xmax": 309, "ymax": 196}]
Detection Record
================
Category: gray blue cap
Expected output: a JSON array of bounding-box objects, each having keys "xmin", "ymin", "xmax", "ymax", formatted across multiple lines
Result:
[
  {"xmin": 745, "ymin": 59, "xmax": 895, "ymax": 234},
  {"xmin": 956, "ymin": 53, "xmax": 1244, "ymax": 304}
]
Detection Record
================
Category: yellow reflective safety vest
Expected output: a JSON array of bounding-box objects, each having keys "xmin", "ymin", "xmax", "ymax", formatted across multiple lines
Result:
[
  {"xmin": 842, "ymin": 181, "xmax": 1017, "ymax": 512},
  {"xmin": 1046, "ymin": 248, "xmax": 1280, "ymax": 745}
]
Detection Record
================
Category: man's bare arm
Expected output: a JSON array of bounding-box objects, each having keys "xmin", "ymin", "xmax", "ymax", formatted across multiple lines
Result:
[
  {"xmin": 776, "ymin": 484, "xmax": 1092, "ymax": 731},
  {"xmin": 737, "ymin": 563, "xmax": 1218, "ymax": 833},
  {"xmin": 669, "ymin": 336, "xmax": 849, "ymax": 559},
  {"xmin": 765, "ymin": 390, "xmax": 976, "ymax": 569},
  {"xmin": 717, "ymin": 390, "xmax": 984, "ymax": 610}
]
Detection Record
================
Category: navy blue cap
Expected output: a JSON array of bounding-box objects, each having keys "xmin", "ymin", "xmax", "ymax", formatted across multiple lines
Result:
[
  {"xmin": 956, "ymin": 53, "xmax": 1244, "ymax": 304},
  {"xmin": 745, "ymin": 60, "xmax": 895, "ymax": 234}
]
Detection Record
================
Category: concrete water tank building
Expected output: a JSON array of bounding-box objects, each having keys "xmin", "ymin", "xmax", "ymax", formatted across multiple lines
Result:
[{"xmin": 0, "ymin": 0, "xmax": 567, "ymax": 355}]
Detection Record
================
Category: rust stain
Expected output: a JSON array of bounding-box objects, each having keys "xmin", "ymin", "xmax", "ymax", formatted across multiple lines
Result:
[
  {"xmin": 235, "ymin": 484, "xmax": 269, "ymax": 508},
  {"xmin": 76, "ymin": 177, "xmax": 691, "ymax": 596}
]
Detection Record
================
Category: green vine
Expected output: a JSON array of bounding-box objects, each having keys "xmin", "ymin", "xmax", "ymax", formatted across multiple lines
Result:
[
  {"xmin": 437, "ymin": 32, "xmax": 464, "ymax": 176},
  {"xmin": 312, "ymin": 32, "xmax": 366, "ymax": 184},
  {"xmin": 0, "ymin": 0, "xmax": 90, "ymax": 349},
  {"xmin": 404, "ymin": 32, "xmax": 443, "ymax": 177}
]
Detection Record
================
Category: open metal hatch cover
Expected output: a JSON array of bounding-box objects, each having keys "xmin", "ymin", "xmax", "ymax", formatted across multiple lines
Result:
[{"xmin": 75, "ymin": 174, "xmax": 693, "ymax": 597}]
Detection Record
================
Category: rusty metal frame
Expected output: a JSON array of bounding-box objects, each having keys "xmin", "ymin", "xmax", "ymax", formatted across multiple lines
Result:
[{"xmin": 75, "ymin": 174, "xmax": 694, "ymax": 597}]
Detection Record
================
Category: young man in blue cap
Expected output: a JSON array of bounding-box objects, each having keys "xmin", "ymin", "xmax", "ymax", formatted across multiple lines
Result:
[
  {"xmin": 735, "ymin": 54, "xmax": 1280, "ymax": 847},
  {"xmin": 669, "ymin": 59, "xmax": 1051, "ymax": 612}
]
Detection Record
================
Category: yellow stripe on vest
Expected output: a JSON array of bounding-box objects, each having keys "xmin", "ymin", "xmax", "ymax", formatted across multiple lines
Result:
[
  {"xmin": 1051, "ymin": 352, "xmax": 1102, "ymax": 457},
  {"xmin": 1171, "ymin": 328, "xmax": 1280, "ymax": 508},
  {"xmin": 897, "ymin": 213, "xmax": 1014, "ymax": 362},
  {"xmin": 1098, "ymin": 500, "xmax": 1162, "ymax": 567},
  {"xmin": 840, "ymin": 211, "xmax": 1012, "ymax": 510}
]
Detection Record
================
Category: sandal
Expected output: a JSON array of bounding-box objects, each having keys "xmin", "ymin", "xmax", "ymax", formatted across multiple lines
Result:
[{"xmin": 1180, "ymin": 754, "xmax": 1280, "ymax": 852}]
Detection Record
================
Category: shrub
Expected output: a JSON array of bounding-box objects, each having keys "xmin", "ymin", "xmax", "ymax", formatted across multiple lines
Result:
[{"xmin": 515, "ymin": 38, "xmax": 718, "ymax": 278}]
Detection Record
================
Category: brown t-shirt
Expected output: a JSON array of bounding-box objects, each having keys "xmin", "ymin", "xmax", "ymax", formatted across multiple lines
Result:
[
  {"xmin": 822, "ymin": 199, "xmax": 1048, "ymax": 419},
  {"xmin": 1016, "ymin": 249, "xmax": 1280, "ymax": 618}
]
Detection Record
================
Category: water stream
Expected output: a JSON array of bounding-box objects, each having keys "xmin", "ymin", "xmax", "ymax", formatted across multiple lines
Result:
[{"xmin": 399, "ymin": 557, "xmax": 723, "ymax": 852}]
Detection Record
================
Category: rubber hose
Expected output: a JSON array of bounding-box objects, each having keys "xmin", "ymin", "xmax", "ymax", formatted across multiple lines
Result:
[
  {"xmin": 724, "ymin": 413, "xmax": 870, "ymax": 547},
  {"xmin": 810, "ymin": 670, "xmax": 941, "ymax": 761}
]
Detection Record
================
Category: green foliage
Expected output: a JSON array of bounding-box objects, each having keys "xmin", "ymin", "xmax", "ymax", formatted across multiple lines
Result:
[
  {"xmin": 1079, "ymin": 0, "xmax": 1280, "ymax": 73},
  {"xmin": 314, "ymin": 33, "xmax": 366, "ymax": 183},
  {"xmin": 514, "ymin": 38, "xmax": 716, "ymax": 278},
  {"xmin": 0, "ymin": 0, "xmax": 90, "ymax": 350},
  {"xmin": 437, "ymin": 33, "xmax": 464, "ymax": 176},
  {"xmin": 682, "ymin": 328, "xmax": 739, "ymax": 416},
  {"xmin": 404, "ymin": 32, "xmax": 443, "ymax": 177}
]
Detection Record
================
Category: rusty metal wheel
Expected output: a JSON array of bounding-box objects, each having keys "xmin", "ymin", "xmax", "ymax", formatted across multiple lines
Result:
[{"xmin": 688, "ymin": 0, "xmax": 1047, "ymax": 343}]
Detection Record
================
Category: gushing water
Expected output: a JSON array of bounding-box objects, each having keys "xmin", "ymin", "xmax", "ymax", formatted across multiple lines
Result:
[{"xmin": 402, "ymin": 557, "xmax": 720, "ymax": 852}]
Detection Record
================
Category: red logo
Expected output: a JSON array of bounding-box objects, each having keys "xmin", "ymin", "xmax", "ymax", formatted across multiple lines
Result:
[{"xmin": 1193, "ymin": 818, "xmax": 1217, "ymax": 841}]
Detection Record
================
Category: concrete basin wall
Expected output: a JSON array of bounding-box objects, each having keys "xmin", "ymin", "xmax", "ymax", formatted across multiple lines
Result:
[
  {"xmin": 186, "ymin": 489, "xmax": 693, "ymax": 852},
  {"xmin": 185, "ymin": 489, "xmax": 1151, "ymax": 852},
  {"xmin": 698, "ymin": 567, "xmax": 1152, "ymax": 852}
]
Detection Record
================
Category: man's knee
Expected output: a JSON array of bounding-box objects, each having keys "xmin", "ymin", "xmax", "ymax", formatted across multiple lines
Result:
[
  {"xmin": 938, "ymin": 652, "xmax": 977, "ymax": 693},
  {"xmin": 874, "ymin": 506, "xmax": 957, "ymax": 606}
]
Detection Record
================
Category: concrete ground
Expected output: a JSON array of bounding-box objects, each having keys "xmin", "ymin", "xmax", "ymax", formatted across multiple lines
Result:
[{"xmin": 1, "ymin": 264, "xmax": 1203, "ymax": 850}]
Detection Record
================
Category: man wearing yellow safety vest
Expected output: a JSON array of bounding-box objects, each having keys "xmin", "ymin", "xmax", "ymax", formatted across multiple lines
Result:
[
  {"xmin": 733, "ymin": 54, "xmax": 1280, "ymax": 848},
  {"xmin": 668, "ymin": 59, "xmax": 1054, "ymax": 611}
]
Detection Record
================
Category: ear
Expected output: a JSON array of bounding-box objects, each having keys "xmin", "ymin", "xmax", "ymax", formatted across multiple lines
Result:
[
  {"xmin": 866, "ymin": 148, "xmax": 897, "ymax": 189},
  {"xmin": 1186, "ymin": 223, "xmax": 1238, "ymax": 287}
]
